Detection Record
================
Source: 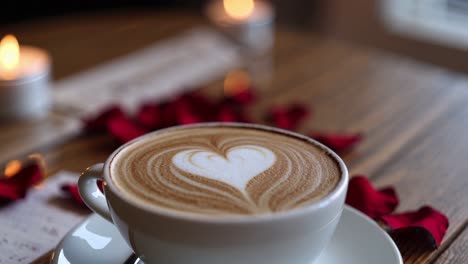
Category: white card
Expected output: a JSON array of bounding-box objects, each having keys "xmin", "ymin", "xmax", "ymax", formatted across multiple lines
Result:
[{"xmin": 53, "ymin": 27, "xmax": 241, "ymax": 117}]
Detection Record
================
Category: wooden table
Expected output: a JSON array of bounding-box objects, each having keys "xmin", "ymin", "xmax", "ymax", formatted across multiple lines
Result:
[{"xmin": 2, "ymin": 9, "xmax": 467, "ymax": 264}]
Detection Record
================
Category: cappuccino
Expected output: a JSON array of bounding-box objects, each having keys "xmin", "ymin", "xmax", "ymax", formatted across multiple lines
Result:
[{"xmin": 110, "ymin": 125, "xmax": 340, "ymax": 216}]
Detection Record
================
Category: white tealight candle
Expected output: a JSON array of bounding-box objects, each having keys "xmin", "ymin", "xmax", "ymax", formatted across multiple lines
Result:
[
  {"xmin": 206, "ymin": 0, "xmax": 275, "ymax": 54},
  {"xmin": 0, "ymin": 34, "xmax": 51, "ymax": 121}
]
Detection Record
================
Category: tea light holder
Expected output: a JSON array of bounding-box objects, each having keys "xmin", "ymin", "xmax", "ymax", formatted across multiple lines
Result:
[
  {"xmin": 0, "ymin": 35, "xmax": 51, "ymax": 121},
  {"xmin": 206, "ymin": 0, "xmax": 275, "ymax": 55}
]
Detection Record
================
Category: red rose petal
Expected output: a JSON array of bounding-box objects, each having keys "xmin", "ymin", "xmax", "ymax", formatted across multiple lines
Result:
[
  {"xmin": 180, "ymin": 92, "xmax": 221, "ymax": 123},
  {"xmin": 345, "ymin": 176, "xmax": 399, "ymax": 218},
  {"xmin": 217, "ymin": 105, "xmax": 239, "ymax": 122},
  {"xmin": 268, "ymin": 104, "xmax": 311, "ymax": 131},
  {"xmin": 379, "ymin": 206, "xmax": 449, "ymax": 248},
  {"xmin": 158, "ymin": 96, "xmax": 205, "ymax": 127},
  {"xmin": 0, "ymin": 163, "xmax": 43, "ymax": 201},
  {"xmin": 185, "ymin": 91, "xmax": 215, "ymax": 108},
  {"xmin": 107, "ymin": 115, "xmax": 148, "ymax": 144},
  {"xmin": 158, "ymin": 101, "xmax": 179, "ymax": 128},
  {"xmin": 175, "ymin": 100, "xmax": 203, "ymax": 125},
  {"xmin": 310, "ymin": 132, "xmax": 362, "ymax": 153},
  {"xmin": 225, "ymin": 88, "xmax": 256, "ymax": 105},
  {"xmin": 83, "ymin": 105, "xmax": 125, "ymax": 133},
  {"xmin": 216, "ymin": 104, "xmax": 251, "ymax": 123},
  {"xmin": 136, "ymin": 103, "xmax": 161, "ymax": 130}
]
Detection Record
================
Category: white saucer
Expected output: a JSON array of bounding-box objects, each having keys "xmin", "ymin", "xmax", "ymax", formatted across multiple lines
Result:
[{"xmin": 50, "ymin": 206, "xmax": 402, "ymax": 264}]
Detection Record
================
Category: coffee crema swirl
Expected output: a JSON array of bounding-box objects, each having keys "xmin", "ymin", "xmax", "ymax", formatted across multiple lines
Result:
[{"xmin": 110, "ymin": 126, "xmax": 341, "ymax": 216}]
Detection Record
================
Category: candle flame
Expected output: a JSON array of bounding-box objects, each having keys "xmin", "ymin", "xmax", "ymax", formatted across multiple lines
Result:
[
  {"xmin": 0, "ymin": 35, "xmax": 20, "ymax": 79},
  {"xmin": 223, "ymin": 0, "xmax": 255, "ymax": 20},
  {"xmin": 4, "ymin": 160, "xmax": 22, "ymax": 178},
  {"xmin": 224, "ymin": 70, "xmax": 251, "ymax": 96}
]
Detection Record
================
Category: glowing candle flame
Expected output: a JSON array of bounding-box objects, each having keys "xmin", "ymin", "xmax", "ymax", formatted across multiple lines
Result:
[
  {"xmin": 223, "ymin": 0, "xmax": 255, "ymax": 20},
  {"xmin": 224, "ymin": 70, "xmax": 251, "ymax": 96},
  {"xmin": 4, "ymin": 160, "xmax": 22, "ymax": 178},
  {"xmin": 0, "ymin": 35, "xmax": 20, "ymax": 79}
]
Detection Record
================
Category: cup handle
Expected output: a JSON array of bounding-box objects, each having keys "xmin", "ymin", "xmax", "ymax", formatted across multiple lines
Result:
[{"xmin": 78, "ymin": 163, "xmax": 113, "ymax": 222}]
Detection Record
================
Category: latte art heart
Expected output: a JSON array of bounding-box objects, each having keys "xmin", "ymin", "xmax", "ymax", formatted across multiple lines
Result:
[
  {"xmin": 172, "ymin": 145, "xmax": 276, "ymax": 193},
  {"xmin": 110, "ymin": 126, "xmax": 341, "ymax": 216}
]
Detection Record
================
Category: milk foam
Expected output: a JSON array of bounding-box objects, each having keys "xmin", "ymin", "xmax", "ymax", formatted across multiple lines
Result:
[
  {"xmin": 110, "ymin": 126, "xmax": 341, "ymax": 216},
  {"xmin": 172, "ymin": 145, "xmax": 276, "ymax": 192}
]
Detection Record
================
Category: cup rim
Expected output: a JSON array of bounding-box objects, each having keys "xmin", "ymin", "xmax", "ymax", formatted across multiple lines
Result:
[{"xmin": 103, "ymin": 122, "xmax": 348, "ymax": 224}]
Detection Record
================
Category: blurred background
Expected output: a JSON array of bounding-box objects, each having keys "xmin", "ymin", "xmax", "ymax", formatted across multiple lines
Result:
[{"xmin": 3, "ymin": 0, "xmax": 468, "ymax": 73}]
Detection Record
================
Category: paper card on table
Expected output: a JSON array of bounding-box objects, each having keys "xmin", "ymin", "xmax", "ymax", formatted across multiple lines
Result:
[
  {"xmin": 0, "ymin": 171, "xmax": 89, "ymax": 264},
  {"xmin": 53, "ymin": 27, "xmax": 241, "ymax": 117}
]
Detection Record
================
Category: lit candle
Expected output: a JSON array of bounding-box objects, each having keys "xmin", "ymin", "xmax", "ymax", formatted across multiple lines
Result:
[
  {"xmin": 223, "ymin": 0, "xmax": 255, "ymax": 20},
  {"xmin": 224, "ymin": 69, "xmax": 251, "ymax": 97},
  {"xmin": 0, "ymin": 34, "xmax": 51, "ymax": 120},
  {"xmin": 206, "ymin": 0, "xmax": 275, "ymax": 54}
]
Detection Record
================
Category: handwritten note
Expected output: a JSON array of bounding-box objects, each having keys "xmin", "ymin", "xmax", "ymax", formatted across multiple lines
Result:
[{"xmin": 0, "ymin": 171, "xmax": 89, "ymax": 264}]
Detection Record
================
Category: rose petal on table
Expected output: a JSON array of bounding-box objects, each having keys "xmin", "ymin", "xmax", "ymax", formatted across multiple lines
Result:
[
  {"xmin": 345, "ymin": 176, "xmax": 399, "ymax": 218},
  {"xmin": 224, "ymin": 88, "xmax": 257, "ymax": 105},
  {"xmin": 83, "ymin": 105, "xmax": 125, "ymax": 133},
  {"xmin": 379, "ymin": 206, "xmax": 449, "ymax": 248},
  {"xmin": 180, "ymin": 92, "xmax": 221, "ymax": 122},
  {"xmin": 310, "ymin": 132, "xmax": 363, "ymax": 153},
  {"xmin": 175, "ymin": 100, "xmax": 204, "ymax": 125},
  {"xmin": 0, "ymin": 163, "xmax": 43, "ymax": 201},
  {"xmin": 184, "ymin": 90, "xmax": 215, "ymax": 108},
  {"xmin": 136, "ymin": 103, "xmax": 162, "ymax": 130},
  {"xmin": 157, "ymin": 101, "xmax": 179, "ymax": 128},
  {"xmin": 107, "ymin": 115, "xmax": 148, "ymax": 144},
  {"xmin": 216, "ymin": 105, "xmax": 238, "ymax": 122},
  {"xmin": 61, "ymin": 182, "xmax": 104, "ymax": 207},
  {"xmin": 216, "ymin": 104, "xmax": 251, "ymax": 123},
  {"xmin": 267, "ymin": 104, "xmax": 311, "ymax": 131},
  {"xmin": 158, "ymin": 96, "xmax": 205, "ymax": 127}
]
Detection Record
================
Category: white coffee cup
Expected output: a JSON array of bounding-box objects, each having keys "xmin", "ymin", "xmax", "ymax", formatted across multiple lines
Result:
[{"xmin": 78, "ymin": 123, "xmax": 348, "ymax": 264}]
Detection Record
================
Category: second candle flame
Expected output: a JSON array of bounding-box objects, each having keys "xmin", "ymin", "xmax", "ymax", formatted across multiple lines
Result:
[
  {"xmin": 223, "ymin": 0, "xmax": 255, "ymax": 20},
  {"xmin": 0, "ymin": 34, "xmax": 20, "ymax": 80}
]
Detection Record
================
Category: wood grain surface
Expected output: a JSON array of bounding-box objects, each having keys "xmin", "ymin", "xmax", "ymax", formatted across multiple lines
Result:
[
  {"xmin": 435, "ymin": 227, "xmax": 468, "ymax": 264},
  {"xmin": 1, "ymin": 8, "xmax": 466, "ymax": 264}
]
